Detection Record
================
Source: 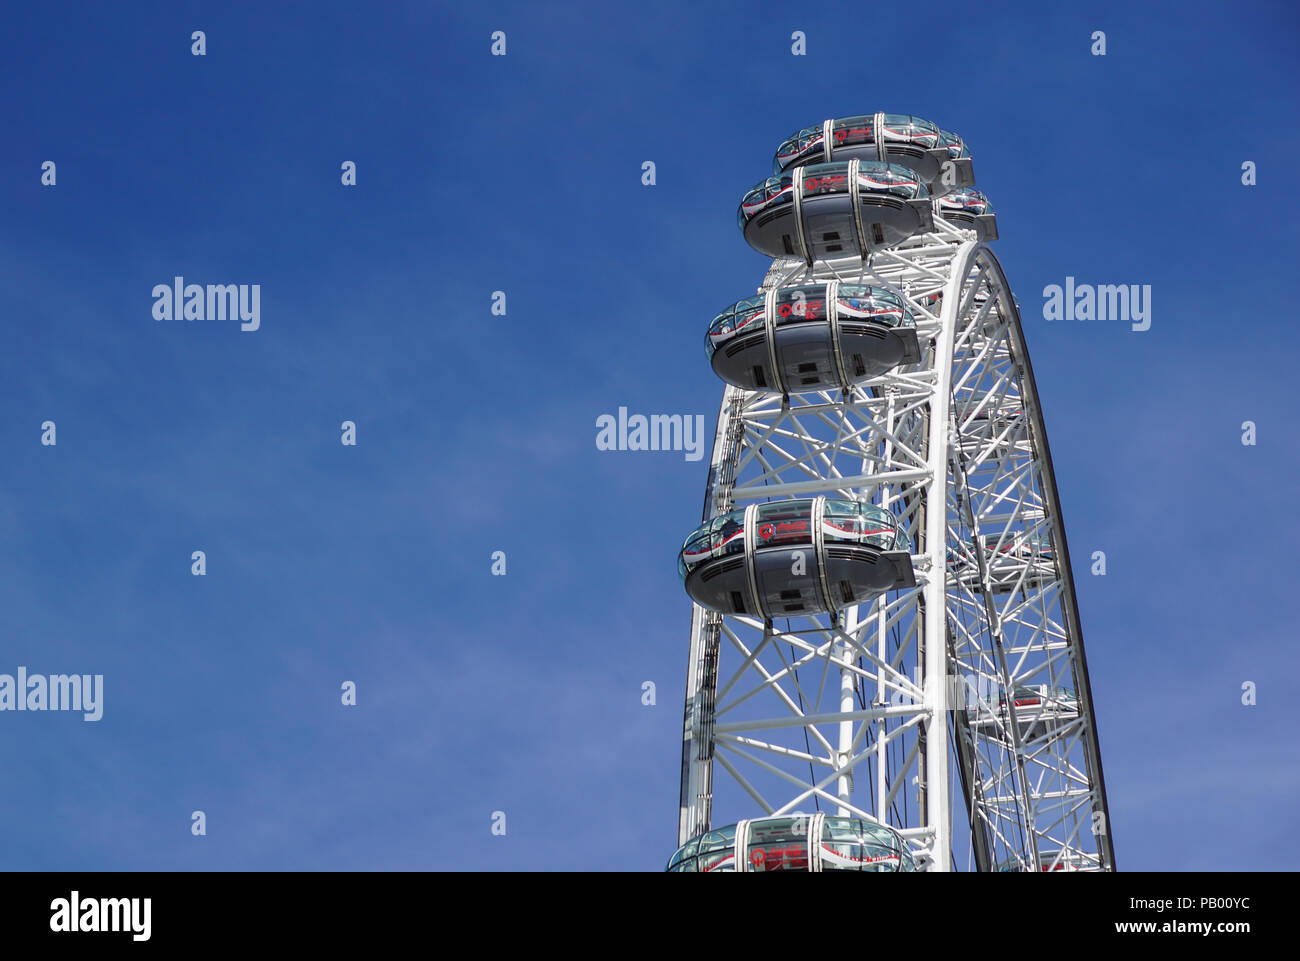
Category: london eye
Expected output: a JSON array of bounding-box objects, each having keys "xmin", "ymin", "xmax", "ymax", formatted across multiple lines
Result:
[{"xmin": 672, "ymin": 111, "xmax": 1115, "ymax": 873}]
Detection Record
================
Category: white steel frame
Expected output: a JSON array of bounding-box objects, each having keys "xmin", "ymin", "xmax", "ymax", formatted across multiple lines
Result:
[{"xmin": 677, "ymin": 215, "xmax": 1115, "ymax": 872}]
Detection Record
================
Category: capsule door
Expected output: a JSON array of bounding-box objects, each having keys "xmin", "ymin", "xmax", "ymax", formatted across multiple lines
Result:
[
  {"xmin": 770, "ymin": 286, "xmax": 838, "ymax": 391},
  {"xmin": 750, "ymin": 501, "xmax": 819, "ymax": 617}
]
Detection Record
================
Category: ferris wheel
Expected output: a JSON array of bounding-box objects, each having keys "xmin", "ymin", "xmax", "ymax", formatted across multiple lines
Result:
[{"xmin": 669, "ymin": 112, "xmax": 1115, "ymax": 873}]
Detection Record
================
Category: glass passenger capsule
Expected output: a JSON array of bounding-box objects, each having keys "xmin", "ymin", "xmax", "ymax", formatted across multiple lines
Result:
[
  {"xmin": 704, "ymin": 283, "xmax": 921, "ymax": 392},
  {"xmin": 771, "ymin": 113, "xmax": 975, "ymax": 195},
  {"xmin": 963, "ymin": 287, "xmax": 1014, "ymax": 335},
  {"xmin": 983, "ymin": 530, "xmax": 1053, "ymax": 588},
  {"xmin": 983, "ymin": 531, "xmax": 1053, "ymax": 561},
  {"xmin": 677, "ymin": 497, "xmax": 914, "ymax": 617},
  {"xmin": 667, "ymin": 815, "xmax": 917, "ymax": 873},
  {"xmin": 969, "ymin": 681, "xmax": 1080, "ymax": 737},
  {"xmin": 738, "ymin": 161, "xmax": 933, "ymax": 262},
  {"xmin": 934, "ymin": 187, "xmax": 998, "ymax": 241},
  {"xmin": 1004, "ymin": 683, "xmax": 1078, "ymax": 732},
  {"xmin": 957, "ymin": 402, "xmax": 1022, "ymax": 445},
  {"xmin": 996, "ymin": 849, "xmax": 1102, "ymax": 872},
  {"xmin": 947, "ymin": 531, "xmax": 1055, "ymax": 595},
  {"xmin": 999, "ymin": 684, "xmax": 1077, "ymax": 712}
]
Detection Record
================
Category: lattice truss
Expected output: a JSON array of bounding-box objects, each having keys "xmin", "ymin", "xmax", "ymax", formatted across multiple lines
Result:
[{"xmin": 678, "ymin": 219, "xmax": 1114, "ymax": 872}]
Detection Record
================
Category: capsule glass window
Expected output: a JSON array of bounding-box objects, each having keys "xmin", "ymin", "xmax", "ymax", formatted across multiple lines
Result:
[
  {"xmin": 677, "ymin": 507, "xmax": 745, "ymax": 580},
  {"xmin": 711, "ymin": 509, "xmax": 745, "ymax": 555},
  {"xmin": 737, "ymin": 173, "xmax": 794, "ymax": 229},
  {"xmin": 856, "ymin": 161, "xmax": 924, "ymax": 199},
  {"xmin": 835, "ymin": 285, "xmax": 909, "ymax": 328},
  {"xmin": 747, "ymin": 817, "xmax": 805, "ymax": 845},
  {"xmin": 746, "ymin": 817, "xmax": 808, "ymax": 872},
  {"xmin": 880, "ymin": 113, "xmax": 940, "ymax": 147},
  {"xmin": 695, "ymin": 825, "xmax": 736, "ymax": 872},
  {"xmin": 983, "ymin": 533, "xmax": 1012, "ymax": 553},
  {"xmin": 820, "ymin": 818, "xmax": 900, "ymax": 872},
  {"xmin": 772, "ymin": 285, "xmax": 827, "ymax": 327},
  {"xmin": 705, "ymin": 295, "xmax": 765, "ymax": 354},
  {"xmin": 830, "ymin": 115, "xmax": 874, "ymax": 148},
  {"xmin": 667, "ymin": 835, "xmax": 699, "ymax": 871},
  {"xmin": 822, "ymin": 501, "xmax": 902, "ymax": 549},
  {"xmin": 773, "ymin": 125, "xmax": 820, "ymax": 172},
  {"xmin": 944, "ymin": 187, "xmax": 993, "ymax": 214},
  {"xmin": 697, "ymin": 824, "xmax": 735, "ymax": 853},
  {"xmin": 753, "ymin": 501, "xmax": 813, "ymax": 549},
  {"xmin": 799, "ymin": 163, "xmax": 850, "ymax": 198},
  {"xmin": 938, "ymin": 129, "xmax": 969, "ymax": 158}
]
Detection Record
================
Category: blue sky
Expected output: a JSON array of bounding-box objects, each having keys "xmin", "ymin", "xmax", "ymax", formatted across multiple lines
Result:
[{"xmin": 1, "ymin": 0, "xmax": 1297, "ymax": 870}]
